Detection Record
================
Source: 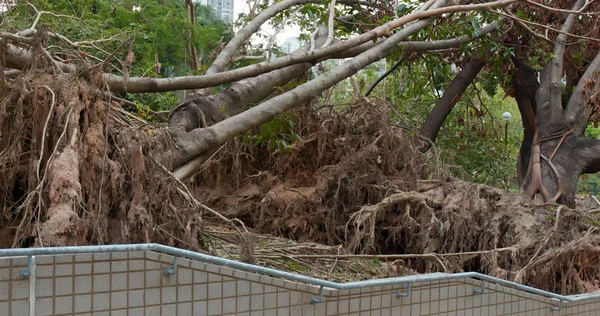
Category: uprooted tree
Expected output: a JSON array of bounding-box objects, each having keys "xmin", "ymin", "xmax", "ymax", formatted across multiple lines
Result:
[{"xmin": 2, "ymin": 0, "xmax": 600, "ymax": 293}]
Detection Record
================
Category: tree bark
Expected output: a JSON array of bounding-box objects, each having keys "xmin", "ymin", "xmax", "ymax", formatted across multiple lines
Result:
[
  {"xmin": 511, "ymin": 58, "xmax": 538, "ymax": 185},
  {"xmin": 415, "ymin": 59, "xmax": 486, "ymax": 152},
  {"xmin": 171, "ymin": 0, "xmax": 451, "ymax": 178}
]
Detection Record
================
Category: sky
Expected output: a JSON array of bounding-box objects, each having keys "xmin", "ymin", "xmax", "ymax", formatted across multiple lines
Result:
[{"xmin": 233, "ymin": 0, "xmax": 301, "ymax": 48}]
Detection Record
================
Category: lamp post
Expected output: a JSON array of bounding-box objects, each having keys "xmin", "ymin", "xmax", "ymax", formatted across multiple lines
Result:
[{"xmin": 502, "ymin": 112, "xmax": 512, "ymax": 144}]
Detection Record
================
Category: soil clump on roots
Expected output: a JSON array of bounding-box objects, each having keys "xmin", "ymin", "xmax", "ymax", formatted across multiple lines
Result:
[
  {"xmin": 193, "ymin": 98, "xmax": 600, "ymax": 295},
  {"xmin": 0, "ymin": 69, "xmax": 206, "ymax": 250}
]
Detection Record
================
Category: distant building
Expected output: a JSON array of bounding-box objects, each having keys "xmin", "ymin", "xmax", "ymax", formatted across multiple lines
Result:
[
  {"xmin": 282, "ymin": 36, "xmax": 302, "ymax": 54},
  {"xmin": 199, "ymin": 0, "xmax": 233, "ymax": 23}
]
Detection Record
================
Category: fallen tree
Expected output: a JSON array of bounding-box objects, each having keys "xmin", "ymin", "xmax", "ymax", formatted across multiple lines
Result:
[{"xmin": 1, "ymin": 0, "xmax": 600, "ymax": 295}]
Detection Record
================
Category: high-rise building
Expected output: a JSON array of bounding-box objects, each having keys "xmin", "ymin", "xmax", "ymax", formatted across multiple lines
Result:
[{"xmin": 199, "ymin": 0, "xmax": 233, "ymax": 24}]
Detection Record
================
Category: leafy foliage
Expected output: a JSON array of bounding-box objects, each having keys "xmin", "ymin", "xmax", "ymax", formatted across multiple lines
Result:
[{"xmin": 3, "ymin": 0, "xmax": 232, "ymax": 110}]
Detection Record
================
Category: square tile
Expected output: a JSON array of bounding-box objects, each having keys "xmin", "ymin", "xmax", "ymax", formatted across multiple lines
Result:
[
  {"xmin": 208, "ymin": 283, "xmax": 222, "ymax": 299},
  {"xmin": 265, "ymin": 293, "xmax": 277, "ymax": 309},
  {"xmin": 193, "ymin": 271, "xmax": 208, "ymax": 283},
  {"xmin": 11, "ymin": 280, "xmax": 29, "ymax": 299},
  {"xmin": 36, "ymin": 265, "xmax": 53, "ymax": 278},
  {"xmin": 55, "ymin": 264, "xmax": 73, "ymax": 276},
  {"xmin": 12, "ymin": 300, "xmax": 30, "ymax": 316},
  {"xmin": 177, "ymin": 268, "xmax": 192, "ymax": 284},
  {"xmin": 145, "ymin": 288, "xmax": 161, "ymax": 305},
  {"xmin": 111, "ymin": 260, "xmax": 127, "ymax": 272},
  {"xmin": 93, "ymin": 262, "xmax": 110, "ymax": 274},
  {"xmin": 128, "ymin": 271, "xmax": 145, "ymax": 289},
  {"xmin": 146, "ymin": 306, "xmax": 161, "ymax": 316},
  {"xmin": 237, "ymin": 295, "xmax": 250, "ymax": 312},
  {"xmin": 223, "ymin": 297, "xmax": 237, "ymax": 313},
  {"xmin": 193, "ymin": 301, "xmax": 207, "ymax": 314},
  {"xmin": 223, "ymin": 281, "xmax": 237, "ymax": 297},
  {"xmin": 178, "ymin": 302, "xmax": 192, "ymax": 314},
  {"xmin": 111, "ymin": 273, "xmax": 127, "ymax": 290},
  {"xmin": 208, "ymin": 299, "xmax": 222, "ymax": 315},
  {"xmin": 54, "ymin": 255, "xmax": 73, "ymax": 263},
  {"xmin": 55, "ymin": 277, "xmax": 73, "ymax": 296},
  {"xmin": 162, "ymin": 304, "xmax": 177, "ymax": 314},
  {"xmin": 162, "ymin": 286, "xmax": 177, "ymax": 304},
  {"xmin": 111, "ymin": 252, "xmax": 128, "ymax": 260},
  {"xmin": 11, "ymin": 257, "xmax": 28, "ymax": 266},
  {"xmin": 36, "ymin": 298, "xmax": 53, "ymax": 316},
  {"xmin": 251, "ymin": 294, "xmax": 264, "ymax": 310},
  {"xmin": 93, "ymin": 293, "xmax": 110, "ymax": 311},
  {"xmin": 74, "ymin": 275, "xmax": 92, "ymax": 294},
  {"xmin": 55, "ymin": 295, "xmax": 73, "ymax": 314},
  {"xmin": 0, "ymin": 268, "xmax": 9, "ymax": 281},
  {"xmin": 145, "ymin": 270, "xmax": 162, "ymax": 288},
  {"xmin": 251, "ymin": 282, "xmax": 263, "ymax": 294},
  {"xmin": 179, "ymin": 284, "xmax": 192, "ymax": 302},
  {"xmin": 111, "ymin": 290, "xmax": 128, "ymax": 309},
  {"xmin": 74, "ymin": 263, "xmax": 91, "ymax": 275},
  {"xmin": 74, "ymin": 294, "xmax": 91, "ymax": 313},
  {"xmin": 93, "ymin": 274, "xmax": 110, "ymax": 292},
  {"xmin": 0, "ymin": 282, "xmax": 8, "ymax": 300},
  {"xmin": 128, "ymin": 289, "xmax": 145, "ymax": 307},
  {"xmin": 193, "ymin": 283, "xmax": 208, "ymax": 300},
  {"xmin": 129, "ymin": 259, "xmax": 145, "ymax": 271},
  {"xmin": 208, "ymin": 273, "xmax": 222, "ymax": 282}
]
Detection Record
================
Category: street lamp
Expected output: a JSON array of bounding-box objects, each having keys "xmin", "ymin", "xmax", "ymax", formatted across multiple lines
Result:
[{"xmin": 502, "ymin": 112, "xmax": 512, "ymax": 143}]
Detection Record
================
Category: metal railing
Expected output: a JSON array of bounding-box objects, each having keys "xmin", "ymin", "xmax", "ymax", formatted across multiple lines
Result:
[{"xmin": 1, "ymin": 243, "xmax": 599, "ymax": 312}]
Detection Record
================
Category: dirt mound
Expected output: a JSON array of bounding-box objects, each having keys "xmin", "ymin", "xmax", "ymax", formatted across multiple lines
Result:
[{"xmin": 191, "ymin": 98, "xmax": 600, "ymax": 295}]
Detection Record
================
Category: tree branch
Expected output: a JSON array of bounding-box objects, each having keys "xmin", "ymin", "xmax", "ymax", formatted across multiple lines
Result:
[
  {"xmin": 172, "ymin": 0, "xmax": 451, "ymax": 179},
  {"xmin": 415, "ymin": 59, "xmax": 487, "ymax": 152},
  {"xmin": 535, "ymin": 0, "xmax": 586, "ymax": 133},
  {"xmin": 100, "ymin": 4, "xmax": 505, "ymax": 93},
  {"xmin": 205, "ymin": 0, "xmax": 366, "ymax": 77},
  {"xmin": 365, "ymin": 57, "xmax": 405, "ymax": 97},
  {"xmin": 523, "ymin": 0, "xmax": 598, "ymax": 15},
  {"xmin": 564, "ymin": 51, "xmax": 600, "ymax": 135},
  {"xmin": 322, "ymin": 0, "xmax": 337, "ymax": 48}
]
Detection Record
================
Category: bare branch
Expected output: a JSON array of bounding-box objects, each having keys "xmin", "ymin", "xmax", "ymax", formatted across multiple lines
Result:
[
  {"xmin": 500, "ymin": 8, "xmax": 551, "ymax": 43},
  {"xmin": 232, "ymin": 55, "xmax": 267, "ymax": 63},
  {"xmin": 322, "ymin": 0, "xmax": 337, "ymax": 48},
  {"xmin": 523, "ymin": 0, "xmax": 599, "ymax": 15},
  {"xmin": 534, "ymin": 0, "xmax": 586, "ymax": 133},
  {"xmin": 565, "ymin": 51, "xmax": 600, "ymax": 134},
  {"xmin": 492, "ymin": 8, "xmax": 600, "ymax": 43}
]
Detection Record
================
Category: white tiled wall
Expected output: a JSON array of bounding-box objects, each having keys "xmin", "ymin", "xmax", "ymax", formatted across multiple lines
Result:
[{"xmin": 0, "ymin": 251, "xmax": 599, "ymax": 315}]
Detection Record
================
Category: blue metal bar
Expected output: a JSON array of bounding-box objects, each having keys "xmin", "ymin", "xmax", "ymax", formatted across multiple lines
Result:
[
  {"xmin": 550, "ymin": 299, "xmax": 563, "ymax": 312},
  {"xmin": 2, "ymin": 243, "xmax": 600, "ymax": 305},
  {"xmin": 164, "ymin": 256, "xmax": 178, "ymax": 276},
  {"xmin": 474, "ymin": 280, "xmax": 484, "ymax": 294},
  {"xmin": 19, "ymin": 255, "xmax": 33, "ymax": 279},
  {"xmin": 395, "ymin": 283, "xmax": 411, "ymax": 298},
  {"xmin": 309, "ymin": 286, "xmax": 324, "ymax": 304}
]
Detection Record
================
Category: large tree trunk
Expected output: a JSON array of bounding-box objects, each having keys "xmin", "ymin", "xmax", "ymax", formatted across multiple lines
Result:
[{"xmin": 515, "ymin": 0, "xmax": 600, "ymax": 207}]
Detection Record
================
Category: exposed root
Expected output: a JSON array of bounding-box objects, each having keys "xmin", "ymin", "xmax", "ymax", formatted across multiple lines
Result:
[{"xmin": 0, "ymin": 67, "xmax": 245, "ymax": 251}]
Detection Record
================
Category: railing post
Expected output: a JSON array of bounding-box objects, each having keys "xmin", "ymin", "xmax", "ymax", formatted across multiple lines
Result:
[{"xmin": 164, "ymin": 256, "xmax": 178, "ymax": 276}]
